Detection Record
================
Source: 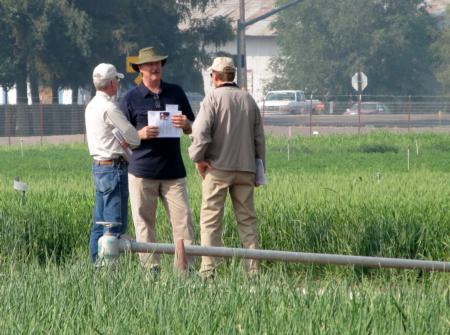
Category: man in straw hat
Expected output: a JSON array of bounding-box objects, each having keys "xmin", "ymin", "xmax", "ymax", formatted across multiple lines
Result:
[
  {"xmin": 85, "ymin": 63, "xmax": 140, "ymax": 265},
  {"xmin": 120, "ymin": 47, "xmax": 195, "ymax": 276},
  {"xmin": 188, "ymin": 57, "xmax": 266, "ymax": 278}
]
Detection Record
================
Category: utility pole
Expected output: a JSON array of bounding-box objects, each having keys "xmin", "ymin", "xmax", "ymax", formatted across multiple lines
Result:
[
  {"xmin": 238, "ymin": 0, "xmax": 247, "ymax": 90},
  {"xmin": 236, "ymin": 0, "xmax": 303, "ymax": 90}
]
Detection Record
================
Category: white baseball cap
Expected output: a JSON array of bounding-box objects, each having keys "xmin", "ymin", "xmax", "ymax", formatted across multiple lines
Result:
[
  {"xmin": 208, "ymin": 57, "xmax": 236, "ymax": 73},
  {"xmin": 92, "ymin": 63, "xmax": 124, "ymax": 81}
]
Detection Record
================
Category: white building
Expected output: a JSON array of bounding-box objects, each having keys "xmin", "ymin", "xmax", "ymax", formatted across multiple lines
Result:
[
  {"xmin": 185, "ymin": 0, "xmax": 279, "ymax": 102},
  {"xmin": 0, "ymin": 85, "xmax": 89, "ymax": 105},
  {"xmin": 426, "ymin": 0, "xmax": 450, "ymax": 19},
  {"xmin": 191, "ymin": 0, "xmax": 450, "ymax": 102}
]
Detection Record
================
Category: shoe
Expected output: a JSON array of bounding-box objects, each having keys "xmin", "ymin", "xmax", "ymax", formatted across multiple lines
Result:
[{"xmin": 200, "ymin": 269, "xmax": 215, "ymax": 282}]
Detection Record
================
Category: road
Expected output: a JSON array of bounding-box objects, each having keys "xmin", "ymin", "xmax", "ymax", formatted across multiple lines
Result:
[
  {"xmin": 262, "ymin": 113, "xmax": 450, "ymax": 128},
  {"xmin": 2, "ymin": 113, "xmax": 450, "ymax": 146}
]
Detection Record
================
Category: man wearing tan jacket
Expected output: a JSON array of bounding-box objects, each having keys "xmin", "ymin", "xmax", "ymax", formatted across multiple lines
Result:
[{"xmin": 189, "ymin": 57, "xmax": 266, "ymax": 277}]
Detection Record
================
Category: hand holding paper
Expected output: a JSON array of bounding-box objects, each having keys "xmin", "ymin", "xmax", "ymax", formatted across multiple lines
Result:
[
  {"xmin": 147, "ymin": 104, "xmax": 182, "ymax": 138},
  {"xmin": 171, "ymin": 113, "xmax": 187, "ymax": 129}
]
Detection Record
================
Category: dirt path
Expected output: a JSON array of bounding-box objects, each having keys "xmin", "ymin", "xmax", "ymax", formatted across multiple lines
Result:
[{"xmin": 1, "ymin": 126, "xmax": 449, "ymax": 146}]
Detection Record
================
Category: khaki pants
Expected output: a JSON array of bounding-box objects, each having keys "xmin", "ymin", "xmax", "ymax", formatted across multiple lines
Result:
[
  {"xmin": 128, "ymin": 174, "xmax": 195, "ymax": 268},
  {"xmin": 199, "ymin": 169, "xmax": 259, "ymax": 275}
]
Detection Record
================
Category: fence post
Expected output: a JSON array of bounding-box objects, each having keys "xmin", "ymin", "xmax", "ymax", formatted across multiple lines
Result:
[
  {"xmin": 408, "ymin": 95, "xmax": 412, "ymax": 133},
  {"xmin": 309, "ymin": 94, "xmax": 313, "ymax": 137},
  {"xmin": 7, "ymin": 105, "xmax": 11, "ymax": 146},
  {"xmin": 40, "ymin": 102, "xmax": 44, "ymax": 145},
  {"xmin": 358, "ymin": 94, "xmax": 362, "ymax": 135},
  {"xmin": 83, "ymin": 102, "xmax": 87, "ymax": 144}
]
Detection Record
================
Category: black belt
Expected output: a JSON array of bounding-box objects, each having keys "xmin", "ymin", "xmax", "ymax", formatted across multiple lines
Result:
[{"xmin": 93, "ymin": 157, "xmax": 126, "ymax": 165}]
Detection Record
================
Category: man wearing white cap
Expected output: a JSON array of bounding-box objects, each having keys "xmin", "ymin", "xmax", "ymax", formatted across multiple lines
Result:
[
  {"xmin": 85, "ymin": 63, "xmax": 140, "ymax": 265},
  {"xmin": 189, "ymin": 57, "xmax": 266, "ymax": 277}
]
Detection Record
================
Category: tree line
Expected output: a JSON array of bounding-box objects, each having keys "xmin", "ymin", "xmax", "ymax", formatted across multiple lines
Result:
[
  {"xmin": 2, "ymin": 0, "xmax": 450, "ymax": 104},
  {"xmin": 0, "ymin": 0, "xmax": 232, "ymax": 103},
  {"xmin": 271, "ymin": 0, "xmax": 450, "ymax": 97}
]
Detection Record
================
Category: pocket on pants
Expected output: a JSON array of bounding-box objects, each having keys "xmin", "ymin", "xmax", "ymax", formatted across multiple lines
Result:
[{"xmin": 94, "ymin": 170, "xmax": 119, "ymax": 194}]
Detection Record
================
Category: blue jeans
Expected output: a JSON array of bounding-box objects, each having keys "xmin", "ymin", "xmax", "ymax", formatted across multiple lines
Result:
[{"xmin": 89, "ymin": 161, "xmax": 129, "ymax": 262}]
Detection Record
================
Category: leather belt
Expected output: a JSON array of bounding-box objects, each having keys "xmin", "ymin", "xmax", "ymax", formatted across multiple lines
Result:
[{"xmin": 93, "ymin": 157, "xmax": 126, "ymax": 165}]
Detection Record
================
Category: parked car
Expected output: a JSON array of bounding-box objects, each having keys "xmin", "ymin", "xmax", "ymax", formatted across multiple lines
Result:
[
  {"xmin": 343, "ymin": 101, "xmax": 389, "ymax": 115},
  {"xmin": 308, "ymin": 99, "xmax": 325, "ymax": 114},
  {"xmin": 260, "ymin": 90, "xmax": 307, "ymax": 115}
]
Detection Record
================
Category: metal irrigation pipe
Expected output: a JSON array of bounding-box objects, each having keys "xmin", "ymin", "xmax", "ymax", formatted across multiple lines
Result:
[{"xmin": 113, "ymin": 239, "xmax": 450, "ymax": 273}]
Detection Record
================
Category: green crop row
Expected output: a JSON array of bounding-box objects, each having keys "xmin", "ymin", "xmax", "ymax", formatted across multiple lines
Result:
[
  {"xmin": 1, "ymin": 133, "xmax": 448, "ymax": 267},
  {"xmin": 0, "ymin": 132, "xmax": 449, "ymax": 333},
  {"xmin": 0, "ymin": 257, "xmax": 448, "ymax": 334}
]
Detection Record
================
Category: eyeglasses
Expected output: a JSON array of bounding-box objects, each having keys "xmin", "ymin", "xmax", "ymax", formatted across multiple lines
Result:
[{"xmin": 111, "ymin": 77, "xmax": 120, "ymax": 87}]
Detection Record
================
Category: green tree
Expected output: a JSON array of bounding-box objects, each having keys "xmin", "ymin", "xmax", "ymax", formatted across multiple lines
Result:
[
  {"xmin": 0, "ymin": 0, "xmax": 232, "ymax": 104},
  {"xmin": 0, "ymin": 0, "xmax": 44, "ymax": 104},
  {"xmin": 270, "ymin": 0, "xmax": 439, "ymax": 96},
  {"xmin": 37, "ymin": 0, "xmax": 92, "ymax": 103},
  {"xmin": 72, "ymin": 0, "xmax": 232, "ymax": 92},
  {"xmin": 0, "ymin": 5, "xmax": 16, "ymax": 99},
  {"xmin": 0, "ymin": 0, "xmax": 91, "ymax": 104},
  {"xmin": 432, "ymin": 7, "xmax": 450, "ymax": 94}
]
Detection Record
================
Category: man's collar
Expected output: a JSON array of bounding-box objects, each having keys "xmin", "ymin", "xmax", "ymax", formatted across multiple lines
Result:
[
  {"xmin": 216, "ymin": 82, "xmax": 239, "ymax": 89},
  {"xmin": 138, "ymin": 80, "xmax": 166, "ymax": 97},
  {"xmin": 96, "ymin": 90, "xmax": 114, "ymax": 100}
]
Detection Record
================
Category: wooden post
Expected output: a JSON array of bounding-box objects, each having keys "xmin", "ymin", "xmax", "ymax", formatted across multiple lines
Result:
[
  {"xmin": 408, "ymin": 95, "xmax": 412, "ymax": 133},
  {"xmin": 174, "ymin": 239, "xmax": 187, "ymax": 274}
]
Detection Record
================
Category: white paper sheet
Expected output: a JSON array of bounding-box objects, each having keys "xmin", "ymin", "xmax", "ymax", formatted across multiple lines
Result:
[{"xmin": 147, "ymin": 104, "xmax": 181, "ymax": 138}]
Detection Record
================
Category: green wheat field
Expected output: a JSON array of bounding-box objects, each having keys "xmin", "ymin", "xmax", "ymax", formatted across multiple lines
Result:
[{"xmin": 0, "ymin": 132, "xmax": 449, "ymax": 334}]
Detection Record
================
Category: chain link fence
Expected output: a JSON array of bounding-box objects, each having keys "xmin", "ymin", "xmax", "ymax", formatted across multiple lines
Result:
[{"xmin": 1, "ymin": 95, "xmax": 450, "ymax": 144}]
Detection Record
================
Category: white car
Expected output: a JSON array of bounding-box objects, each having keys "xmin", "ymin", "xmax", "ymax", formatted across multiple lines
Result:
[
  {"xmin": 259, "ymin": 90, "xmax": 307, "ymax": 115},
  {"xmin": 343, "ymin": 102, "xmax": 389, "ymax": 115}
]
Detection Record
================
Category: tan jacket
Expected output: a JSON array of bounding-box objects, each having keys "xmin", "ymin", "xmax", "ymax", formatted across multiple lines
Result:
[{"xmin": 189, "ymin": 83, "xmax": 265, "ymax": 173}]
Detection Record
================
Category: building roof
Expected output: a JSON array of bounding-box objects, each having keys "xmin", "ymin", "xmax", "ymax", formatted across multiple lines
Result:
[
  {"xmin": 426, "ymin": 0, "xmax": 450, "ymax": 17},
  {"xmin": 183, "ymin": 0, "xmax": 278, "ymax": 37},
  {"xmin": 183, "ymin": 1, "xmax": 450, "ymax": 37}
]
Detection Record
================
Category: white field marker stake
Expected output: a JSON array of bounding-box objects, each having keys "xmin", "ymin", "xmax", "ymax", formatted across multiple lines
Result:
[
  {"xmin": 415, "ymin": 139, "xmax": 419, "ymax": 155},
  {"xmin": 407, "ymin": 148, "xmax": 410, "ymax": 171},
  {"xmin": 287, "ymin": 126, "xmax": 291, "ymax": 161},
  {"xmin": 20, "ymin": 138, "xmax": 24, "ymax": 157},
  {"xmin": 13, "ymin": 177, "xmax": 28, "ymax": 205}
]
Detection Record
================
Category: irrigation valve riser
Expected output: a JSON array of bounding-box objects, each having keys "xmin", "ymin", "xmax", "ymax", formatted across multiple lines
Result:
[
  {"xmin": 97, "ymin": 222, "xmax": 121, "ymax": 265},
  {"xmin": 98, "ymin": 234, "xmax": 120, "ymax": 264}
]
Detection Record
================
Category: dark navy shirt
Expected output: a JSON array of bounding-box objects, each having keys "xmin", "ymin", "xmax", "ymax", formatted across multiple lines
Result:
[{"xmin": 119, "ymin": 81, "xmax": 195, "ymax": 179}]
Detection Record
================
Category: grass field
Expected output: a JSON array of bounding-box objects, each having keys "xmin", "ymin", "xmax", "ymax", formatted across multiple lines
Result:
[{"xmin": 0, "ymin": 132, "xmax": 449, "ymax": 334}]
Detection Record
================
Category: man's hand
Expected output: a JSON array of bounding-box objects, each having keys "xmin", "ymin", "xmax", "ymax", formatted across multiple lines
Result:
[
  {"xmin": 138, "ymin": 126, "xmax": 159, "ymax": 139},
  {"xmin": 195, "ymin": 161, "xmax": 211, "ymax": 179},
  {"xmin": 172, "ymin": 114, "xmax": 192, "ymax": 134}
]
